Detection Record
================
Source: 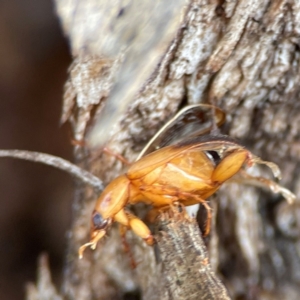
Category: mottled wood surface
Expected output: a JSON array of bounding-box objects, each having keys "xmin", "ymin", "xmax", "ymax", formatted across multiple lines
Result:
[{"xmin": 27, "ymin": 0, "xmax": 300, "ymax": 299}]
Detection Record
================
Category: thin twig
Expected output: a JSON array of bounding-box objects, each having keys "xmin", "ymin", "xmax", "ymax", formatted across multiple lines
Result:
[
  {"xmin": 0, "ymin": 150, "xmax": 103, "ymax": 191},
  {"xmin": 156, "ymin": 206, "xmax": 231, "ymax": 300}
]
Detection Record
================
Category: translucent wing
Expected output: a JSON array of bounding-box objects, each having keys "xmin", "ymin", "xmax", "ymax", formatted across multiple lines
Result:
[{"xmin": 137, "ymin": 104, "xmax": 226, "ymax": 160}]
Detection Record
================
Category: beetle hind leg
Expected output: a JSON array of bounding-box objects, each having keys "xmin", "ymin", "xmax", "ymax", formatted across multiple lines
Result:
[{"xmin": 232, "ymin": 170, "xmax": 295, "ymax": 204}]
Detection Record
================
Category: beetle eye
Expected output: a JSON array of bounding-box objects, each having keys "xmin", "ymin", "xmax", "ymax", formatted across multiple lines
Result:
[
  {"xmin": 205, "ymin": 150, "xmax": 221, "ymax": 166},
  {"xmin": 92, "ymin": 211, "xmax": 108, "ymax": 230}
]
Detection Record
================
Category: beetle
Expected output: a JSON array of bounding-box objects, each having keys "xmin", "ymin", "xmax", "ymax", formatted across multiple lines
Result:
[{"xmin": 79, "ymin": 104, "xmax": 295, "ymax": 258}]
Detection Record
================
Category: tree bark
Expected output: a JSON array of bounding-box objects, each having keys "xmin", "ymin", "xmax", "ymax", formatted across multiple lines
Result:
[
  {"xmin": 155, "ymin": 207, "xmax": 231, "ymax": 300},
  {"xmin": 27, "ymin": 1, "xmax": 300, "ymax": 299}
]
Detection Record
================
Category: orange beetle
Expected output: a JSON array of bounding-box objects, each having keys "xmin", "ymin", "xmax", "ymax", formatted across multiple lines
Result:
[{"xmin": 79, "ymin": 105, "xmax": 295, "ymax": 258}]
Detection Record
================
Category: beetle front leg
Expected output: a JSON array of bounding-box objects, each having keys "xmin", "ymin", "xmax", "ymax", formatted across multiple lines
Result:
[
  {"xmin": 119, "ymin": 224, "xmax": 138, "ymax": 268},
  {"xmin": 119, "ymin": 224, "xmax": 130, "ymax": 251},
  {"xmin": 176, "ymin": 191, "xmax": 212, "ymax": 236},
  {"xmin": 114, "ymin": 209, "xmax": 154, "ymax": 245}
]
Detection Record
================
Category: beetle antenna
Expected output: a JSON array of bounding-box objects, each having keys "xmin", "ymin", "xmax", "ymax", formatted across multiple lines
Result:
[{"xmin": 0, "ymin": 149, "xmax": 103, "ymax": 191}]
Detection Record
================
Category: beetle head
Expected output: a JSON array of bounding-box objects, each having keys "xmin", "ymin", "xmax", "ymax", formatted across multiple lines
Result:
[{"xmin": 78, "ymin": 210, "xmax": 112, "ymax": 258}]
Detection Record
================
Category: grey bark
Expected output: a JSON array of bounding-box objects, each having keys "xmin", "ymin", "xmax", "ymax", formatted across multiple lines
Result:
[
  {"xmin": 27, "ymin": 1, "xmax": 300, "ymax": 300},
  {"xmin": 156, "ymin": 208, "xmax": 231, "ymax": 300}
]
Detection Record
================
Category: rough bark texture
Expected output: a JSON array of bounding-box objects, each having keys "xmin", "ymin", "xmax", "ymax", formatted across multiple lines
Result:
[
  {"xmin": 156, "ymin": 207, "xmax": 231, "ymax": 300},
  {"xmin": 27, "ymin": 0, "xmax": 300, "ymax": 299}
]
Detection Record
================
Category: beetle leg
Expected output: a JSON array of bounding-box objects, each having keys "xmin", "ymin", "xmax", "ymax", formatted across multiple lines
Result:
[
  {"xmin": 200, "ymin": 201, "xmax": 212, "ymax": 236},
  {"xmin": 114, "ymin": 209, "xmax": 154, "ymax": 245},
  {"xmin": 211, "ymin": 149, "xmax": 248, "ymax": 182},
  {"xmin": 231, "ymin": 170, "xmax": 295, "ymax": 204},
  {"xmin": 119, "ymin": 224, "xmax": 138, "ymax": 268},
  {"xmin": 140, "ymin": 184, "xmax": 213, "ymax": 234},
  {"xmin": 128, "ymin": 213, "xmax": 155, "ymax": 246},
  {"xmin": 250, "ymin": 155, "xmax": 282, "ymax": 179},
  {"xmin": 141, "ymin": 184, "xmax": 213, "ymax": 236},
  {"xmin": 174, "ymin": 191, "xmax": 212, "ymax": 236},
  {"xmin": 90, "ymin": 147, "xmax": 131, "ymax": 165},
  {"xmin": 119, "ymin": 224, "xmax": 130, "ymax": 251},
  {"xmin": 146, "ymin": 201, "xmax": 185, "ymax": 221},
  {"xmin": 103, "ymin": 147, "xmax": 131, "ymax": 165}
]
